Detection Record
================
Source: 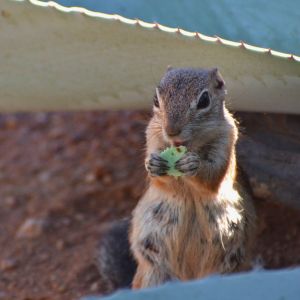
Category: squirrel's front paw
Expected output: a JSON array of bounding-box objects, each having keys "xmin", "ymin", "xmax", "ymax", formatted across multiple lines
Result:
[
  {"xmin": 145, "ymin": 153, "xmax": 169, "ymax": 177},
  {"xmin": 175, "ymin": 152, "xmax": 200, "ymax": 176}
]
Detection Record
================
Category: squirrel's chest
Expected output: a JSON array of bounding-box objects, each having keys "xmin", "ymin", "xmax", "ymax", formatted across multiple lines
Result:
[
  {"xmin": 131, "ymin": 193, "xmax": 245, "ymax": 277},
  {"xmin": 135, "ymin": 198, "xmax": 225, "ymax": 244}
]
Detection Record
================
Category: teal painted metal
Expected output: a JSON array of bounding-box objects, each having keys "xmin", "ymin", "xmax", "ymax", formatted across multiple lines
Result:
[
  {"xmin": 82, "ymin": 268, "xmax": 300, "ymax": 300},
  {"xmin": 49, "ymin": 0, "xmax": 300, "ymax": 55}
]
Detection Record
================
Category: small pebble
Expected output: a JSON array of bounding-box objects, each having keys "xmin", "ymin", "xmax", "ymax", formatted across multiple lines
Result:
[
  {"xmin": 38, "ymin": 252, "xmax": 50, "ymax": 263},
  {"xmin": 102, "ymin": 175, "xmax": 112, "ymax": 184},
  {"xmin": 4, "ymin": 196, "xmax": 17, "ymax": 208},
  {"xmin": 90, "ymin": 282, "xmax": 99, "ymax": 292},
  {"xmin": 4, "ymin": 116, "xmax": 17, "ymax": 129},
  {"xmin": 251, "ymin": 180, "xmax": 271, "ymax": 199},
  {"xmin": 58, "ymin": 285, "xmax": 67, "ymax": 293},
  {"xmin": 61, "ymin": 218, "xmax": 71, "ymax": 226},
  {"xmin": 94, "ymin": 165, "xmax": 105, "ymax": 179},
  {"xmin": 85, "ymin": 173, "xmax": 96, "ymax": 183},
  {"xmin": 50, "ymin": 274, "xmax": 58, "ymax": 282},
  {"xmin": 17, "ymin": 218, "xmax": 46, "ymax": 239},
  {"xmin": 55, "ymin": 239, "xmax": 65, "ymax": 251},
  {"xmin": 0, "ymin": 258, "xmax": 18, "ymax": 271},
  {"xmin": 75, "ymin": 214, "xmax": 85, "ymax": 222},
  {"xmin": 38, "ymin": 171, "xmax": 51, "ymax": 183},
  {"xmin": 35, "ymin": 112, "xmax": 48, "ymax": 124},
  {"xmin": 48, "ymin": 127, "xmax": 64, "ymax": 139}
]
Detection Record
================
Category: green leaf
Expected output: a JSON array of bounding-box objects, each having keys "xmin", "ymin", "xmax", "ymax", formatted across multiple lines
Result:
[{"xmin": 159, "ymin": 146, "xmax": 187, "ymax": 177}]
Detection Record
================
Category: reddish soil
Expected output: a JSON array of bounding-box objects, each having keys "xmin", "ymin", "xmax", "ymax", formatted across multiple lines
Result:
[{"xmin": 0, "ymin": 111, "xmax": 299, "ymax": 300}]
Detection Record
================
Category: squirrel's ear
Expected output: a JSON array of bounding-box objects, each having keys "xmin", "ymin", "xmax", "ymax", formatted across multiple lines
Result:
[
  {"xmin": 166, "ymin": 65, "xmax": 173, "ymax": 72},
  {"xmin": 210, "ymin": 68, "xmax": 225, "ymax": 90}
]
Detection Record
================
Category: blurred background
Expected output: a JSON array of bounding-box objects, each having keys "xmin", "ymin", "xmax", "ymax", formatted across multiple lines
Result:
[{"xmin": 0, "ymin": 1, "xmax": 299, "ymax": 300}]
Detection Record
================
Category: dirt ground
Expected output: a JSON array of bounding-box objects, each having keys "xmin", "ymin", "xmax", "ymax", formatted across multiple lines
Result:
[{"xmin": 0, "ymin": 111, "xmax": 299, "ymax": 300}]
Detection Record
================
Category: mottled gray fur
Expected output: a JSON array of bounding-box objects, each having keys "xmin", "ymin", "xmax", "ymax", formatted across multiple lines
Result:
[
  {"xmin": 130, "ymin": 67, "xmax": 256, "ymax": 289},
  {"xmin": 95, "ymin": 68, "xmax": 256, "ymax": 292}
]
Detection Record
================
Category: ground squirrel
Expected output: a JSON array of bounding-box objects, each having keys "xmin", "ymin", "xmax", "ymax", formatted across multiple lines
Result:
[{"xmin": 97, "ymin": 67, "xmax": 256, "ymax": 291}]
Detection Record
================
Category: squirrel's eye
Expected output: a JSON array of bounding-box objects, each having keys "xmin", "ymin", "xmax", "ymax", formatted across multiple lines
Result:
[
  {"xmin": 153, "ymin": 96, "xmax": 160, "ymax": 108},
  {"xmin": 197, "ymin": 91, "xmax": 210, "ymax": 109}
]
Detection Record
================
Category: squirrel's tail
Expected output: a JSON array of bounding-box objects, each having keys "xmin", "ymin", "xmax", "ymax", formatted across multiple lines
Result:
[{"xmin": 95, "ymin": 218, "xmax": 137, "ymax": 293}]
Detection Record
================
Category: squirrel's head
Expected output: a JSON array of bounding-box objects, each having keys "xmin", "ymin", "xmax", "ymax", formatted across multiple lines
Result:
[{"xmin": 152, "ymin": 67, "xmax": 227, "ymax": 147}]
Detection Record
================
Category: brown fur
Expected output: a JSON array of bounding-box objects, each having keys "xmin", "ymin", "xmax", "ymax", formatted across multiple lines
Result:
[{"xmin": 130, "ymin": 68, "xmax": 256, "ymax": 289}]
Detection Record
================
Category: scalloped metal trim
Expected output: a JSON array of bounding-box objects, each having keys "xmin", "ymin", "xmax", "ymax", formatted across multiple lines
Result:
[{"xmin": 12, "ymin": 0, "xmax": 300, "ymax": 62}]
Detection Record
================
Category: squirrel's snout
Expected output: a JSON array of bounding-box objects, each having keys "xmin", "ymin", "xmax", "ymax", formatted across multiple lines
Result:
[
  {"xmin": 165, "ymin": 125, "xmax": 181, "ymax": 137},
  {"xmin": 165, "ymin": 126, "xmax": 187, "ymax": 146}
]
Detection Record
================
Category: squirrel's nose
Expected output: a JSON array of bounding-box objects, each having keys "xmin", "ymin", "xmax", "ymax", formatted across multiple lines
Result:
[{"xmin": 166, "ymin": 125, "xmax": 181, "ymax": 137}]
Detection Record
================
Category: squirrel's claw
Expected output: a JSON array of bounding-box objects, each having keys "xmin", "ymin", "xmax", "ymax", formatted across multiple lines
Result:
[
  {"xmin": 176, "ymin": 152, "xmax": 200, "ymax": 176},
  {"xmin": 146, "ymin": 153, "xmax": 169, "ymax": 177}
]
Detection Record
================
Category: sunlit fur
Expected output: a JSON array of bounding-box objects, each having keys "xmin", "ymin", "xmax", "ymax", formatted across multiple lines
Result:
[{"xmin": 130, "ymin": 68, "xmax": 256, "ymax": 289}]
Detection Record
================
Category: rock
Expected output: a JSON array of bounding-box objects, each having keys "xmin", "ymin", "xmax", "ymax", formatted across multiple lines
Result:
[
  {"xmin": 38, "ymin": 252, "xmax": 50, "ymax": 263},
  {"xmin": 4, "ymin": 196, "xmax": 17, "ymax": 208},
  {"xmin": 50, "ymin": 274, "xmax": 58, "ymax": 282},
  {"xmin": 17, "ymin": 218, "xmax": 46, "ymax": 239},
  {"xmin": 0, "ymin": 258, "xmax": 18, "ymax": 271},
  {"xmin": 57, "ymin": 284, "xmax": 67, "ymax": 293},
  {"xmin": 94, "ymin": 165, "xmax": 106, "ymax": 179},
  {"xmin": 38, "ymin": 171, "xmax": 51, "ymax": 183},
  {"xmin": 75, "ymin": 214, "xmax": 85, "ymax": 222},
  {"xmin": 85, "ymin": 173, "xmax": 96, "ymax": 183},
  {"xmin": 90, "ymin": 282, "xmax": 99, "ymax": 292},
  {"xmin": 250, "ymin": 180, "xmax": 272, "ymax": 199},
  {"xmin": 48, "ymin": 127, "xmax": 65, "ymax": 139},
  {"xmin": 102, "ymin": 175, "xmax": 112, "ymax": 185},
  {"xmin": 55, "ymin": 239, "xmax": 65, "ymax": 251},
  {"xmin": 4, "ymin": 116, "xmax": 17, "ymax": 130},
  {"xmin": 34, "ymin": 112, "xmax": 48, "ymax": 124},
  {"xmin": 61, "ymin": 218, "xmax": 71, "ymax": 226}
]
